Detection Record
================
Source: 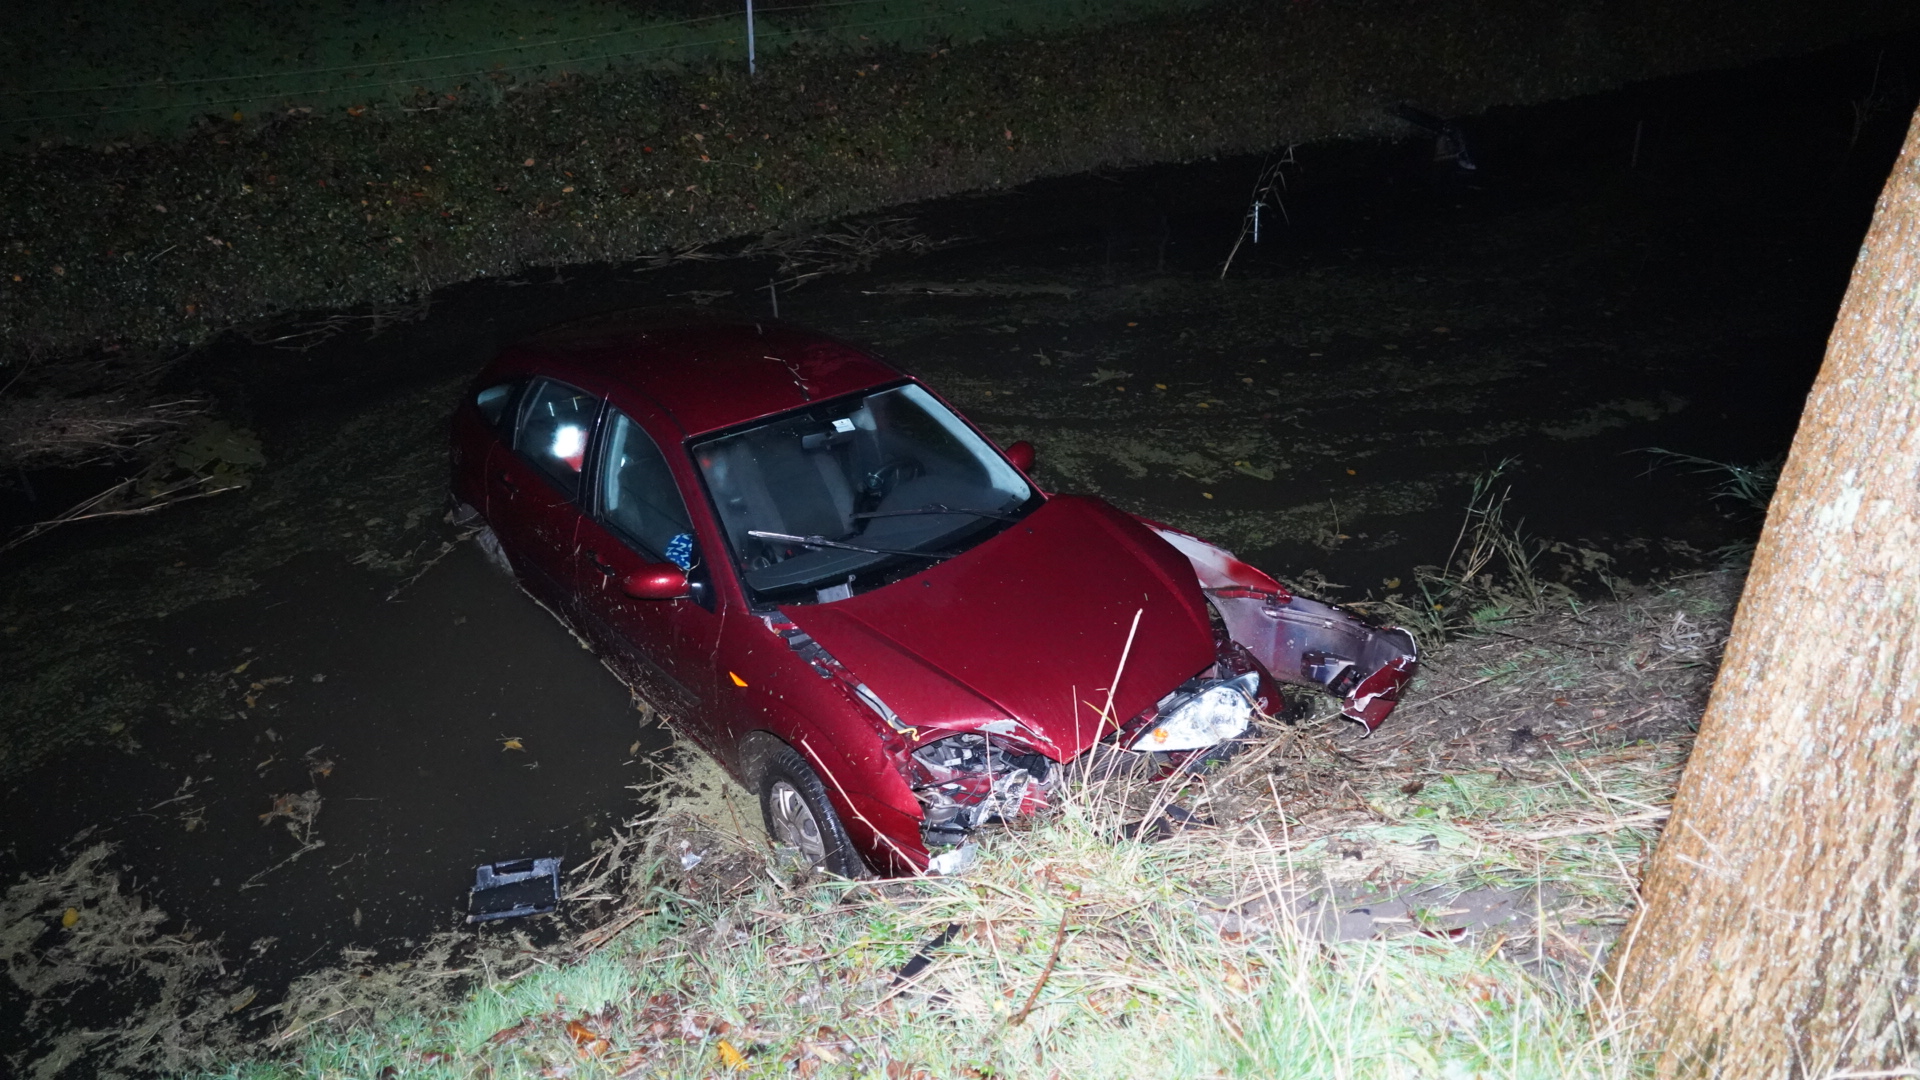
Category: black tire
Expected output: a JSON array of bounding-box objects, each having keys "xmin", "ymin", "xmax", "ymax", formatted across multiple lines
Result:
[{"xmin": 757, "ymin": 743, "xmax": 868, "ymax": 879}]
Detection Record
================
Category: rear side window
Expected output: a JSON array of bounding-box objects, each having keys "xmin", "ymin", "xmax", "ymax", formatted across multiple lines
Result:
[
  {"xmin": 515, "ymin": 379, "xmax": 601, "ymax": 495},
  {"xmin": 597, "ymin": 411, "xmax": 695, "ymax": 568},
  {"xmin": 475, "ymin": 382, "xmax": 519, "ymax": 428}
]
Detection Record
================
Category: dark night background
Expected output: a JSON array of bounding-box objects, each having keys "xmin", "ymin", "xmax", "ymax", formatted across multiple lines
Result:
[{"xmin": 2, "ymin": 1, "xmax": 1918, "ymax": 1074}]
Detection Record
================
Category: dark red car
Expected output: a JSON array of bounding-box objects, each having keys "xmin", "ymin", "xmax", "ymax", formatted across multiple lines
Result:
[{"xmin": 450, "ymin": 311, "xmax": 1417, "ymax": 876}]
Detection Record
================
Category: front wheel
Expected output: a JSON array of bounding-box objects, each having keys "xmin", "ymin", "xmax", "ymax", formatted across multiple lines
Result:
[{"xmin": 758, "ymin": 744, "xmax": 867, "ymax": 878}]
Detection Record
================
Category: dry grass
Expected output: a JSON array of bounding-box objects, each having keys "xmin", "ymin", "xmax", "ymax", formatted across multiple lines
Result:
[
  {"xmin": 0, "ymin": 393, "xmax": 205, "ymax": 470},
  {"xmin": 0, "ymin": 845, "xmax": 244, "ymax": 1079},
  {"xmin": 180, "ymin": 570, "xmax": 1740, "ymax": 1080},
  {"xmin": 0, "ymin": 572, "xmax": 1731, "ymax": 1077},
  {"xmin": 0, "ymin": 416, "xmax": 265, "ymax": 556}
]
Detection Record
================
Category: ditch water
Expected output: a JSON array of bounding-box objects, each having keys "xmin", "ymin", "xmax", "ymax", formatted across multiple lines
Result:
[{"xmin": 2, "ymin": 29, "xmax": 1916, "ymax": 1061}]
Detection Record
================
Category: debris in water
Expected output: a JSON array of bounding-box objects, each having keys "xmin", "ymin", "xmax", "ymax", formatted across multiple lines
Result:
[
  {"xmin": 258, "ymin": 790, "xmax": 321, "ymax": 833},
  {"xmin": 467, "ymin": 857, "xmax": 561, "ymax": 923}
]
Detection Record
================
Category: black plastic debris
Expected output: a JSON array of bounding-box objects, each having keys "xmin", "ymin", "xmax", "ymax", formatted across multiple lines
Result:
[
  {"xmin": 467, "ymin": 857, "xmax": 561, "ymax": 923},
  {"xmin": 1121, "ymin": 803, "xmax": 1213, "ymax": 843}
]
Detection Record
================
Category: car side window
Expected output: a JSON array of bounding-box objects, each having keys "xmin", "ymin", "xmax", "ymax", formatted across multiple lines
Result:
[
  {"xmin": 598, "ymin": 410, "xmax": 696, "ymax": 568},
  {"xmin": 515, "ymin": 379, "xmax": 601, "ymax": 496}
]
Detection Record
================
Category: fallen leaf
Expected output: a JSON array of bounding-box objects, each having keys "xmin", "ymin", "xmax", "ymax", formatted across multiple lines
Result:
[
  {"xmin": 501, "ymin": 737, "xmax": 525, "ymax": 752},
  {"xmin": 233, "ymin": 659, "xmax": 253, "ymax": 674},
  {"xmin": 717, "ymin": 1039, "xmax": 746, "ymax": 1069},
  {"xmin": 61, "ymin": 907, "xmax": 79, "ymax": 928},
  {"xmin": 488, "ymin": 1020, "xmax": 531, "ymax": 1045},
  {"xmin": 566, "ymin": 1020, "xmax": 608, "ymax": 1056}
]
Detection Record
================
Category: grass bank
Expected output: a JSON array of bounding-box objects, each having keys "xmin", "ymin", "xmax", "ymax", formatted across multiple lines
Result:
[
  {"xmin": 2, "ymin": 0, "xmax": 1914, "ymax": 381},
  {"xmin": 0, "ymin": 565, "xmax": 1733, "ymax": 1077},
  {"xmin": 3, "ymin": 0, "xmax": 1211, "ymax": 145}
]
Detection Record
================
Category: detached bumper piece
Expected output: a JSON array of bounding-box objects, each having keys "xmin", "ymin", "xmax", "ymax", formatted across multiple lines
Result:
[
  {"xmin": 1151, "ymin": 527, "xmax": 1420, "ymax": 733},
  {"xmin": 467, "ymin": 857, "xmax": 561, "ymax": 923},
  {"xmin": 1211, "ymin": 589, "xmax": 1418, "ymax": 732}
]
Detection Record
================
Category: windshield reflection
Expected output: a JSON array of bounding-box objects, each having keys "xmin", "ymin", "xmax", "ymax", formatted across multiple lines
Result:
[{"xmin": 693, "ymin": 383, "xmax": 1036, "ymax": 602}]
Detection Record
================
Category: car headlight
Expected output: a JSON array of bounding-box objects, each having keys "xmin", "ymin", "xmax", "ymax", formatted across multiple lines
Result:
[{"xmin": 1130, "ymin": 672, "xmax": 1260, "ymax": 751}]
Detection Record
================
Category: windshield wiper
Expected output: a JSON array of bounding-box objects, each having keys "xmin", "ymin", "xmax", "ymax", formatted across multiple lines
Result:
[
  {"xmin": 747, "ymin": 530, "xmax": 950, "ymax": 561},
  {"xmin": 853, "ymin": 503, "xmax": 1021, "ymax": 522}
]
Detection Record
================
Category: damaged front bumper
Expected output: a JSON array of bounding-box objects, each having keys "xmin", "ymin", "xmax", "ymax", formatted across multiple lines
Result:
[
  {"xmin": 899, "ymin": 530, "xmax": 1418, "ymax": 851},
  {"xmin": 908, "ymin": 733, "xmax": 1057, "ymax": 847}
]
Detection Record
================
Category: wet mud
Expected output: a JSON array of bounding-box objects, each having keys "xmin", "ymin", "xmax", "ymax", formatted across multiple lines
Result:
[{"xmin": 2, "ymin": 32, "xmax": 1916, "ymax": 1071}]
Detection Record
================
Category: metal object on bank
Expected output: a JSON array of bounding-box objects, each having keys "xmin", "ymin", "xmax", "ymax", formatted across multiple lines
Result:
[{"xmin": 466, "ymin": 857, "xmax": 561, "ymax": 923}]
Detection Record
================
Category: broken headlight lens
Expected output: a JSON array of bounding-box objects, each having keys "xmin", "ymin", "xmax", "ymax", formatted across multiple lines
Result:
[{"xmin": 1130, "ymin": 672, "xmax": 1260, "ymax": 751}]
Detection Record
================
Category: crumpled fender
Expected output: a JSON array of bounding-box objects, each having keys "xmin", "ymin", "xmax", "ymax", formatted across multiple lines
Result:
[{"xmin": 1143, "ymin": 523, "xmax": 1419, "ymax": 733}]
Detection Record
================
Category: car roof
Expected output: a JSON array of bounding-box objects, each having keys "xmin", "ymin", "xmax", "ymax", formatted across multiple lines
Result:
[{"xmin": 497, "ymin": 309, "xmax": 904, "ymax": 437}]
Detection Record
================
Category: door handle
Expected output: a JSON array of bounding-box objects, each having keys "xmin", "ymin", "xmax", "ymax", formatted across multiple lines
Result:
[
  {"xmin": 493, "ymin": 471, "xmax": 518, "ymax": 493},
  {"xmin": 587, "ymin": 550, "xmax": 618, "ymax": 578}
]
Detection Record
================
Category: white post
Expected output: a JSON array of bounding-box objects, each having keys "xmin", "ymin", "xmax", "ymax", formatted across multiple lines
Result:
[{"xmin": 746, "ymin": 0, "xmax": 757, "ymax": 76}]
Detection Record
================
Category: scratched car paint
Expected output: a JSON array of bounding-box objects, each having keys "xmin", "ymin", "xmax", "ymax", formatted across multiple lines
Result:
[{"xmin": 450, "ymin": 311, "xmax": 1418, "ymax": 876}]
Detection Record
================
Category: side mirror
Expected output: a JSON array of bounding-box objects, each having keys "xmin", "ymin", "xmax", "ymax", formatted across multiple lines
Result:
[
  {"xmin": 622, "ymin": 563, "xmax": 690, "ymax": 600},
  {"xmin": 1006, "ymin": 440, "xmax": 1036, "ymax": 473}
]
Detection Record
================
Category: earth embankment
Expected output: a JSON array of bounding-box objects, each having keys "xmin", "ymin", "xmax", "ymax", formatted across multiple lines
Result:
[{"xmin": 3, "ymin": 0, "xmax": 1915, "ymax": 372}]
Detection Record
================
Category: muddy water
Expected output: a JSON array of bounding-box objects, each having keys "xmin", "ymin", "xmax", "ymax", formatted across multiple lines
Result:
[{"xmin": 1, "ymin": 32, "xmax": 1914, "ymax": 1055}]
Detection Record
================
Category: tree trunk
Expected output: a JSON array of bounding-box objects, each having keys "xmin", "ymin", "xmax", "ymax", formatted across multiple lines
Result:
[{"xmin": 1606, "ymin": 105, "xmax": 1920, "ymax": 1076}]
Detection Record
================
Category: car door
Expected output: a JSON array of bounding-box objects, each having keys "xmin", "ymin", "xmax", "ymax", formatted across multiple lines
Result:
[
  {"xmin": 572, "ymin": 406, "xmax": 727, "ymax": 751},
  {"xmin": 485, "ymin": 377, "xmax": 600, "ymax": 607}
]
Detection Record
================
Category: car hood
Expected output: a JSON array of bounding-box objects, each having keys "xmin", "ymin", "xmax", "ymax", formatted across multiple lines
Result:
[{"xmin": 779, "ymin": 495, "xmax": 1215, "ymax": 761}]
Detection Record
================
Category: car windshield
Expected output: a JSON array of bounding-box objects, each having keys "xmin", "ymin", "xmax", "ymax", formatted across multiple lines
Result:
[{"xmin": 693, "ymin": 383, "xmax": 1037, "ymax": 602}]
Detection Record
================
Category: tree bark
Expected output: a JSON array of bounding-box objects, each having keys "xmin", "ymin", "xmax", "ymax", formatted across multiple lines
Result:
[{"xmin": 1606, "ymin": 105, "xmax": 1920, "ymax": 1076}]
